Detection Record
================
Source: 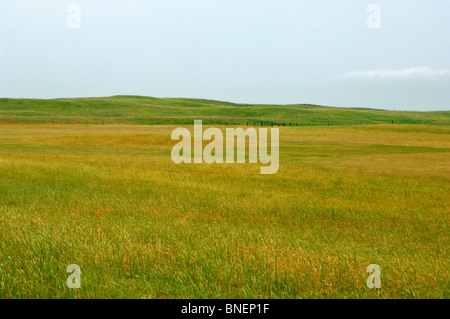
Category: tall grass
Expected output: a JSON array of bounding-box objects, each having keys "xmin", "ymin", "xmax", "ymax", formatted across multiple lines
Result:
[{"xmin": 0, "ymin": 124, "xmax": 448, "ymax": 298}]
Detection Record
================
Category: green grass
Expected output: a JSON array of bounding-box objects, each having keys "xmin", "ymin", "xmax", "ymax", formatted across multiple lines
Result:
[
  {"xmin": 0, "ymin": 123, "xmax": 448, "ymax": 298},
  {"xmin": 1, "ymin": 95, "xmax": 449, "ymax": 126}
]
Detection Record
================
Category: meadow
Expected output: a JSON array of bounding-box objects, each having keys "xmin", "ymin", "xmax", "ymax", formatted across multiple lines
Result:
[
  {"xmin": 1, "ymin": 95, "xmax": 449, "ymax": 126},
  {"xmin": 0, "ymin": 119, "xmax": 448, "ymax": 298}
]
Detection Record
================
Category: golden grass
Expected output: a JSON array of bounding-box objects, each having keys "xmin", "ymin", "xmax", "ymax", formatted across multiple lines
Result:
[{"xmin": 0, "ymin": 123, "xmax": 448, "ymax": 298}]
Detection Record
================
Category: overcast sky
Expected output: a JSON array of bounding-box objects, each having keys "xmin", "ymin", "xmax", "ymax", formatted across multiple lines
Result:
[{"xmin": 1, "ymin": 0, "xmax": 449, "ymax": 110}]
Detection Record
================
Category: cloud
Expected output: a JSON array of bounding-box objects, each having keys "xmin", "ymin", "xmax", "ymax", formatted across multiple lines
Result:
[{"xmin": 338, "ymin": 66, "xmax": 450, "ymax": 79}]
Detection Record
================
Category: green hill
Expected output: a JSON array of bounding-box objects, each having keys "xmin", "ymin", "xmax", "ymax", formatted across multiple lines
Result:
[{"xmin": 0, "ymin": 95, "xmax": 448, "ymax": 126}]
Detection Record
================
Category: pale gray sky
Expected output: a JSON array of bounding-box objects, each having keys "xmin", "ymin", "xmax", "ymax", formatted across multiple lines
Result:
[{"xmin": 1, "ymin": 0, "xmax": 449, "ymax": 110}]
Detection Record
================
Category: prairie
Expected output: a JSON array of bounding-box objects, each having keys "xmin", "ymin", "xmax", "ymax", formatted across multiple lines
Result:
[
  {"xmin": 1, "ymin": 96, "xmax": 449, "ymax": 126},
  {"xmin": 0, "ymin": 123, "xmax": 448, "ymax": 298}
]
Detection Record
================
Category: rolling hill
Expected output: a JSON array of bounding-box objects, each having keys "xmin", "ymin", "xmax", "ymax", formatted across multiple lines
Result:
[{"xmin": 0, "ymin": 95, "xmax": 449, "ymax": 126}]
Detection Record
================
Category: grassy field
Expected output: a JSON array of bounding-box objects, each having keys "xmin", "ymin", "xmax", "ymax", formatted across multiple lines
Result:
[
  {"xmin": 0, "ymin": 121, "xmax": 448, "ymax": 298},
  {"xmin": 1, "ymin": 95, "xmax": 449, "ymax": 126}
]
